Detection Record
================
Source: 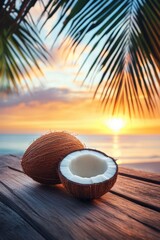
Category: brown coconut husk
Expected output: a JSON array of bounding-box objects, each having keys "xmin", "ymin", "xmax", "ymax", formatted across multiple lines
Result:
[{"xmin": 21, "ymin": 132, "xmax": 84, "ymax": 184}]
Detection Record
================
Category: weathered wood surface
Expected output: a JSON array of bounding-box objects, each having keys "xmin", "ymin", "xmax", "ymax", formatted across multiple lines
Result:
[{"xmin": 0, "ymin": 155, "xmax": 160, "ymax": 240}]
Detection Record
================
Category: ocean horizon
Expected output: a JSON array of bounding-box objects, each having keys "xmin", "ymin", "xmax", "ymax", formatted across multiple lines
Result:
[{"xmin": 0, "ymin": 133, "xmax": 160, "ymax": 173}]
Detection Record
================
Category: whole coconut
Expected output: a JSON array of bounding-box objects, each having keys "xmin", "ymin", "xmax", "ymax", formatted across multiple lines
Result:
[{"xmin": 21, "ymin": 132, "xmax": 84, "ymax": 184}]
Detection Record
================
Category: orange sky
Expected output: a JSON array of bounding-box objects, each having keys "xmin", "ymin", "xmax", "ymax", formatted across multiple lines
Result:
[
  {"xmin": 0, "ymin": 85, "xmax": 160, "ymax": 134},
  {"xmin": 0, "ymin": 41, "xmax": 160, "ymax": 135},
  {"xmin": 0, "ymin": 2, "xmax": 160, "ymax": 135}
]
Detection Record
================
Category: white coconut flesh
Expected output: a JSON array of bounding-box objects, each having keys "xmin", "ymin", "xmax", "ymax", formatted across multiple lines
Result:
[{"xmin": 60, "ymin": 150, "xmax": 117, "ymax": 184}]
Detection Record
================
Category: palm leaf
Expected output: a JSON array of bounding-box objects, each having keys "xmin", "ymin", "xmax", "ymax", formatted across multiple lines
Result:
[
  {"xmin": 43, "ymin": 0, "xmax": 160, "ymax": 117},
  {"xmin": 0, "ymin": 1, "xmax": 48, "ymax": 92}
]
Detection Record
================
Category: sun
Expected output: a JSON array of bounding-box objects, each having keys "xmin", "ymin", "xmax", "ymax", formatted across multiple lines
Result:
[{"xmin": 106, "ymin": 118, "xmax": 125, "ymax": 133}]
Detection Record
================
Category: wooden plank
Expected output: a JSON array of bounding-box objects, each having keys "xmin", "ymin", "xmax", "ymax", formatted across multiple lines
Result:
[
  {"xmin": 0, "ymin": 155, "xmax": 21, "ymax": 172},
  {"xmin": 1, "ymin": 161, "xmax": 160, "ymax": 240},
  {"xmin": 1, "ymin": 178, "xmax": 159, "ymax": 240},
  {"xmin": 112, "ymin": 175, "xmax": 160, "ymax": 211},
  {"xmin": 1, "ymin": 155, "xmax": 160, "ymax": 210},
  {"xmin": 0, "ymin": 201, "xmax": 45, "ymax": 240},
  {"xmin": 98, "ymin": 193, "xmax": 160, "ymax": 232},
  {"xmin": 119, "ymin": 167, "xmax": 160, "ymax": 184}
]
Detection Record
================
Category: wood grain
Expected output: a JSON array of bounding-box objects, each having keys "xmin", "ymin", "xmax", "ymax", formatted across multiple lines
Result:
[
  {"xmin": 112, "ymin": 175, "xmax": 160, "ymax": 211},
  {"xmin": 0, "ymin": 155, "xmax": 160, "ymax": 240},
  {"xmin": 0, "ymin": 202, "xmax": 45, "ymax": 240},
  {"xmin": 119, "ymin": 167, "xmax": 160, "ymax": 184}
]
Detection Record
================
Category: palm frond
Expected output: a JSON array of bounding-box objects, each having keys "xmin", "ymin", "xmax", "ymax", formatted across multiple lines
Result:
[
  {"xmin": 0, "ymin": 1, "xmax": 48, "ymax": 92},
  {"xmin": 43, "ymin": 0, "xmax": 160, "ymax": 117}
]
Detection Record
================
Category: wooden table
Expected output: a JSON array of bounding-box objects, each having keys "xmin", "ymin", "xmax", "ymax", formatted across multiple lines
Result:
[{"xmin": 0, "ymin": 155, "xmax": 160, "ymax": 240}]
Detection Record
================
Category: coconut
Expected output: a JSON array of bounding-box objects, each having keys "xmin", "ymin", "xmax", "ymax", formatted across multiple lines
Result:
[
  {"xmin": 59, "ymin": 149, "xmax": 118, "ymax": 199},
  {"xmin": 21, "ymin": 132, "xmax": 84, "ymax": 184}
]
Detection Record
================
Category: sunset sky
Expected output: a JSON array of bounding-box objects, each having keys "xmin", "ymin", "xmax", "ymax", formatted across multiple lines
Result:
[{"xmin": 0, "ymin": 2, "xmax": 160, "ymax": 135}]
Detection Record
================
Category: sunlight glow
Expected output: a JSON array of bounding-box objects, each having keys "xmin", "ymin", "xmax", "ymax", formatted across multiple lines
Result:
[{"xmin": 106, "ymin": 118, "xmax": 125, "ymax": 133}]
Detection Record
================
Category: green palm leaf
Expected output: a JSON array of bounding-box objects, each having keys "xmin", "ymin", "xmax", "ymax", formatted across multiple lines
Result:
[
  {"xmin": 0, "ymin": 1, "xmax": 48, "ymax": 92},
  {"xmin": 43, "ymin": 0, "xmax": 160, "ymax": 116}
]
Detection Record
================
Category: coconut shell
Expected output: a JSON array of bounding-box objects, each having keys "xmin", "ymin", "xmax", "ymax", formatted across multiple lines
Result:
[
  {"xmin": 21, "ymin": 132, "xmax": 84, "ymax": 184},
  {"xmin": 58, "ymin": 149, "xmax": 118, "ymax": 200},
  {"xmin": 59, "ymin": 172, "xmax": 118, "ymax": 200}
]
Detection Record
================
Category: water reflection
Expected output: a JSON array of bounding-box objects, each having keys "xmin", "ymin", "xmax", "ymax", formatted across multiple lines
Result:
[{"xmin": 112, "ymin": 135, "xmax": 122, "ymax": 163}]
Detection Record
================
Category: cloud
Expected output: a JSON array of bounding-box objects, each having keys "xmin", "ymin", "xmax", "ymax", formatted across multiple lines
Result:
[
  {"xmin": 0, "ymin": 86, "xmax": 104, "ymax": 134},
  {"xmin": 0, "ymin": 87, "xmax": 92, "ymax": 109}
]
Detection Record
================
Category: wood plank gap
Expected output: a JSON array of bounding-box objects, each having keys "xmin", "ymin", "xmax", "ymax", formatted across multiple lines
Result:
[
  {"xmin": 110, "ymin": 190, "xmax": 160, "ymax": 212},
  {"xmin": 8, "ymin": 166, "xmax": 24, "ymax": 173},
  {"xmin": 129, "ymin": 215, "xmax": 160, "ymax": 232},
  {"xmin": 9, "ymin": 154, "xmax": 21, "ymax": 159},
  {"xmin": 118, "ymin": 172, "xmax": 160, "ymax": 185},
  {"xmin": 0, "ymin": 192, "xmax": 57, "ymax": 240}
]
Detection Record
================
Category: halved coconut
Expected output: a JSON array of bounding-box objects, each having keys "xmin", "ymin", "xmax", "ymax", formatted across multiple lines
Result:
[{"xmin": 59, "ymin": 149, "xmax": 118, "ymax": 199}]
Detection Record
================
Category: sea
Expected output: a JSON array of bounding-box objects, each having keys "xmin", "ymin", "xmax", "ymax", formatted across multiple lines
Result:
[{"xmin": 0, "ymin": 134, "xmax": 160, "ymax": 173}]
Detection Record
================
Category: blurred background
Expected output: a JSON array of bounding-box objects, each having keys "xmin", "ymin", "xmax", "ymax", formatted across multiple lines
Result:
[{"xmin": 0, "ymin": 0, "xmax": 160, "ymax": 173}]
